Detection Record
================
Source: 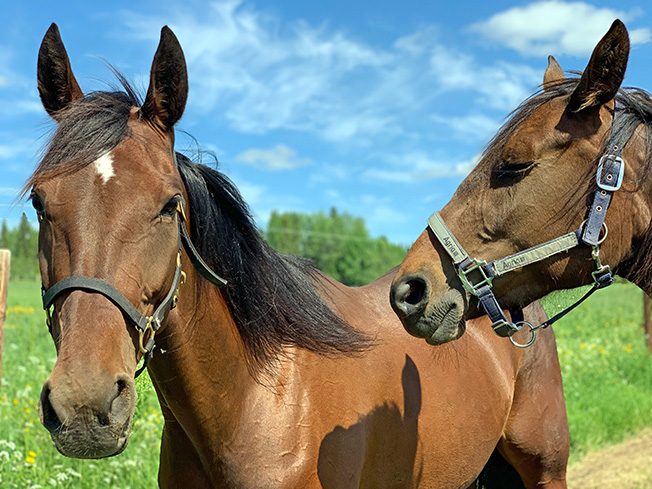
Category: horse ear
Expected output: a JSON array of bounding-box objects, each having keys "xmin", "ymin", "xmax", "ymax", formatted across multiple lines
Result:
[
  {"xmin": 543, "ymin": 55, "xmax": 565, "ymax": 89},
  {"xmin": 37, "ymin": 23, "xmax": 83, "ymax": 119},
  {"xmin": 141, "ymin": 26, "xmax": 188, "ymax": 130},
  {"xmin": 568, "ymin": 19, "xmax": 629, "ymax": 113}
]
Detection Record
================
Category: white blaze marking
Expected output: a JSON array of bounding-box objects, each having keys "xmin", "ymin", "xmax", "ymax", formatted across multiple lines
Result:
[{"xmin": 94, "ymin": 151, "xmax": 115, "ymax": 184}]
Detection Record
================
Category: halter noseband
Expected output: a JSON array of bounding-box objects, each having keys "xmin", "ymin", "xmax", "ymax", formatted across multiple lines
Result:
[
  {"xmin": 41, "ymin": 199, "xmax": 228, "ymax": 378},
  {"xmin": 430, "ymin": 103, "xmax": 628, "ymax": 348}
]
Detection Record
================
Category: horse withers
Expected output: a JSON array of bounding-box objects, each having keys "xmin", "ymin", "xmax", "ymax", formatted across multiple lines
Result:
[{"xmin": 29, "ymin": 23, "xmax": 569, "ymax": 488}]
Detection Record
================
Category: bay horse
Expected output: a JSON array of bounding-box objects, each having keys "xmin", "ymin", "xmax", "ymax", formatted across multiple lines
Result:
[
  {"xmin": 31, "ymin": 23, "xmax": 569, "ymax": 488},
  {"xmin": 391, "ymin": 20, "xmax": 646, "ymax": 347}
]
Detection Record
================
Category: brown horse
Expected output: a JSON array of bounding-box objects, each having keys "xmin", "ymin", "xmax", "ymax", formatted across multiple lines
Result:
[
  {"xmin": 391, "ymin": 20, "xmax": 647, "ymax": 347},
  {"xmin": 30, "ymin": 24, "xmax": 569, "ymax": 488}
]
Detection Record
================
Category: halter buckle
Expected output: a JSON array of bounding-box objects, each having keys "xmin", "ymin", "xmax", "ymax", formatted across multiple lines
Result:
[
  {"xmin": 458, "ymin": 258, "xmax": 494, "ymax": 296},
  {"xmin": 45, "ymin": 307, "xmax": 52, "ymax": 330},
  {"xmin": 492, "ymin": 318, "xmax": 522, "ymax": 337},
  {"xmin": 139, "ymin": 316, "xmax": 159, "ymax": 354},
  {"xmin": 176, "ymin": 200, "xmax": 187, "ymax": 222},
  {"xmin": 172, "ymin": 270, "xmax": 187, "ymax": 309},
  {"xmin": 596, "ymin": 155, "xmax": 625, "ymax": 192}
]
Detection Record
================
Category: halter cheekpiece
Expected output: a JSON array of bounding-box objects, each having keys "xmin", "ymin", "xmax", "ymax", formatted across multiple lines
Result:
[{"xmin": 430, "ymin": 102, "xmax": 628, "ymax": 347}]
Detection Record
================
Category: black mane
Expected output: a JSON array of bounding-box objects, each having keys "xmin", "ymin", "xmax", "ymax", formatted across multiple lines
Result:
[
  {"xmin": 27, "ymin": 79, "xmax": 372, "ymax": 371},
  {"xmin": 176, "ymin": 154, "xmax": 372, "ymax": 369}
]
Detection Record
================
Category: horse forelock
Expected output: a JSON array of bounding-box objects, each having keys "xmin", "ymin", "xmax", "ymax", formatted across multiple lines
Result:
[{"xmin": 25, "ymin": 74, "xmax": 141, "ymax": 195}]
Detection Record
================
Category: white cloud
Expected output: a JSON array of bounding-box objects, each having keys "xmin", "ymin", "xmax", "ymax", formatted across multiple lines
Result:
[
  {"xmin": 235, "ymin": 144, "xmax": 310, "ymax": 171},
  {"xmin": 122, "ymin": 1, "xmax": 539, "ymax": 141},
  {"xmin": 0, "ymin": 139, "xmax": 35, "ymax": 160},
  {"xmin": 431, "ymin": 113, "xmax": 501, "ymax": 141},
  {"xmin": 363, "ymin": 151, "xmax": 480, "ymax": 183},
  {"xmin": 470, "ymin": 1, "xmax": 651, "ymax": 57},
  {"xmin": 309, "ymin": 164, "xmax": 349, "ymax": 184}
]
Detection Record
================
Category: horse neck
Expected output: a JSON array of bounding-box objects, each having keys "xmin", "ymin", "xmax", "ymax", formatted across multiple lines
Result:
[{"xmin": 146, "ymin": 259, "xmax": 255, "ymax": 450}]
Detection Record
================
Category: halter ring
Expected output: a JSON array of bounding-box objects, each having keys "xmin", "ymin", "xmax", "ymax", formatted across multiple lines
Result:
[
  {"xmin": 508, "ymin": 321, "xmax": 538, "ymax": 348},
  {"xmin": 579, "ymin": 220, "xmax": 609, "ymax": 245}
]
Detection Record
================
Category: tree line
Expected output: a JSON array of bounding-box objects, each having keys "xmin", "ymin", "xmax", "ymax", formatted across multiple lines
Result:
[
  {"xmin": 266, "ymin": 208, "xmax": 406, "ymax": 285},
  {"xmin": 1, "ymin": 213, "xmax": 39, "ymax": 279},
  {"xmin": 1, "ymin": 208, "xmax": 407, "ymax": 285}
]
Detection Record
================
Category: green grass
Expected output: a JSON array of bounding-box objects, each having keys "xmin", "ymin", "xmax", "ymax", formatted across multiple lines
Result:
[
  {"xmin": 0, "ymin": 279, "xmax": 651, "ymax": 486},
  {"xmin": 542, "ymin": 284, "xmax": 652, "ymax": 462}
]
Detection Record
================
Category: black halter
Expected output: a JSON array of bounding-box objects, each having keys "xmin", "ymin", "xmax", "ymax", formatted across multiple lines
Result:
[
  {"xmin": 429, "ymin": 102, "xmax": 629, "ymax": 347},
  {"xmin": 41, "ymin": 199, "xmax": 227, "ymax": 378}
]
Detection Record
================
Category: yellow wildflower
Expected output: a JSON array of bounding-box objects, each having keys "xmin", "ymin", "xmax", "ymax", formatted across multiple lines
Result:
[
  {"xmin": 25, "ymin": 450, "xmax": 37, "ymax": 464},
  {"xmin": 623, "ymin": 344, "xmax": 634, "ymax": 353},
  {"xmin": 7, "ymin": 305, "xmax": 36, "ymax": 315}
]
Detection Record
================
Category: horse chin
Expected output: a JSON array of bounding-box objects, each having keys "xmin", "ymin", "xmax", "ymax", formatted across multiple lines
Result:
[
  {"xmin": 402, "ymin": 288, "xmax": 466, "ymax": 345},
  {"xmin": 49, "ymin": 413, "xmax": 133, "ymax": 459}
]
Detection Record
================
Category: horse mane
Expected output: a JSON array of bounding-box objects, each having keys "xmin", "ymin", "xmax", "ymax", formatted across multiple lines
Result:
[
  {"xmin": 483, "ymin": 76, "xmax": 652, "ymax": 290},
  {"xmin": 25, "ymin": 76, "xmax": 372, "ymax": 371},
  {"xmin": 175, "ymin": 154, "xmax": 373, "ymax": 369}
]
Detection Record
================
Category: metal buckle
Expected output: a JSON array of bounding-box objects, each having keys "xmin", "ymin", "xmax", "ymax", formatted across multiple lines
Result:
[
  {"xmin": 458, "ymin": 259, "xmax": 493, "ymax": 295},
  {"xmin": 492, "ymin": 318, "xmax": 522, "ymax": 337},
  {"xmin": 139, "ymin": 317, "xmax": 159, "ymax": 354},
  {"xmin": 176, "ymin": 200, "xmax": 187, "ymax": 222},
  {"xmin": 45, "ymin": 307, "xmax": 53, "ymax": 330},
  {"xmin": 596, "ymin": 155, "xmax": 625, "ymax": 192}
]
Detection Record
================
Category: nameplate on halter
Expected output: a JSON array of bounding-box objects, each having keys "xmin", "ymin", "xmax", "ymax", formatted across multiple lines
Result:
[
  {"xmin": 492, "ymin": 232, "xmax": 579, "ymax": 276},
  {"xmin": 427, "ymin": 212, "xmax": 469, "ymax": 264}
]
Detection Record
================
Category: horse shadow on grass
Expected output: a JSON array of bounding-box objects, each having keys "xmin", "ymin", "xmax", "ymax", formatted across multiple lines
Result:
[{"xmin": 317, "ymin": 354, "xmax": 423, "ymax": 489}]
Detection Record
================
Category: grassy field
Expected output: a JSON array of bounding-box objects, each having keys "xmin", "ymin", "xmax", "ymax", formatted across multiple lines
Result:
[{"xmin": 0, "ymin": 279, "xmax": 651, "ymax": 487}]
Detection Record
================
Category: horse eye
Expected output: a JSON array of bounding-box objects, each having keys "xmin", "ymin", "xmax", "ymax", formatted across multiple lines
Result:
[
  {"xmin": 30, "ymin": 193, "xmax": 46, "ymax": 219},
  {"xmin": 493, "ymin": 161, "xmax": 535, "ymax": 178},
  {"xmin": 160, "ymin": 196, "xmax": 180, "ymax": 217}
]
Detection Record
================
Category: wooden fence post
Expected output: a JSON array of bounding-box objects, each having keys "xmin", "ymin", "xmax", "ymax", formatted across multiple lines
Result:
[
  {"xmin": 0, "ymin": 250, "xmax": 10, "ymax": 377},
  {"xmin": 643, "ymin": 293, "xmax": 652, "ymax": 352}
]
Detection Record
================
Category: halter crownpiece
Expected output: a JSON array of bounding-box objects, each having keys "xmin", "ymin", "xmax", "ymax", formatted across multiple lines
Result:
[
  {"xmin": 429, "ymin": 103, "xmax": 628, "ymax": 347},
  {"xmin": 41, "ymin": 198, "xmax": 228, "ymax": 378}
]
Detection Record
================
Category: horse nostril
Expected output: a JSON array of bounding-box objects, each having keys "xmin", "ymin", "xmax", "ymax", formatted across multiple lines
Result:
[
  {"xmin": 108, "ymin": 376, "xmax": 135, "ymax": 427},
  {"xmin": 404, "ymin": 278, "xmax": 427, "ymax": 305},
  {"xmin": 40, "ymin": 385, "xmax": 62, "ymax": 433},
  {"xmin": 114, "ymin": 378, "xmax": 128, "ymax": 401},
  {"xmin": 392, "ymin": 275, "xmax": 429, "ymax": 316}
]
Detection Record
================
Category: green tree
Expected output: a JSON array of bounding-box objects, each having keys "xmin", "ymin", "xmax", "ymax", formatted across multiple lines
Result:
[
  {"xmin": 266, "ymin": 208, "xmax": 406, "ymax": 286},
  {"xmin": 4, "ymin": 214, "xmax": 39, "ymax": 279},
  {"xmin": 15, "ymin": 213, "xmax": 34, "ymax": 258},
  {"xmin": 0, "ymin": 219, "xmax": 9, "ymax": 249}
]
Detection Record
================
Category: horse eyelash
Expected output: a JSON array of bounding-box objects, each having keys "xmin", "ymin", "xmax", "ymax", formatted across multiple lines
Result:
[{"xmin": 493, "ymin": 161, "xmax": 536, "ymax": 177}]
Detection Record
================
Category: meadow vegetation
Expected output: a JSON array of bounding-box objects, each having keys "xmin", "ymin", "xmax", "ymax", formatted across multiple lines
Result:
[{"xmin": 2, "ymin": 280, "xmax": 651, "ymax": 487}]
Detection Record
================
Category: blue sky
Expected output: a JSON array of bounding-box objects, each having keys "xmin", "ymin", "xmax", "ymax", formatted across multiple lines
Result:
[{"xmin": 2, "ymin": 1, "xmax": 652, "ymax": 245}]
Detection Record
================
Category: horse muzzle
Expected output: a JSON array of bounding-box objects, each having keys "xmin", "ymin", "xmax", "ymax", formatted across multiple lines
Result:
[
  {"xmin": 39, "ymin": 375, "xmax": 136, "ymax": 459},
  {"xmin": 391, "ymin": 275, "xmax": 466, "ymax": 345}
]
